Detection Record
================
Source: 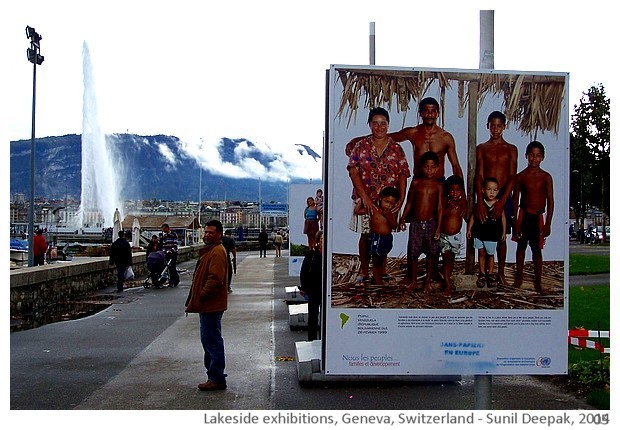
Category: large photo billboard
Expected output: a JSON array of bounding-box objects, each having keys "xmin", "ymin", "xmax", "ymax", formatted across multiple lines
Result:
[{"xmin": 324, "ymin": 65, "xmax": 569, "ymax": 375}]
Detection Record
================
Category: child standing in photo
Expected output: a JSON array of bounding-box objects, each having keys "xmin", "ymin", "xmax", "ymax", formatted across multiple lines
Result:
[
  {"xmin": 354, "ymin": 186, "xmax": 399, "ymax": 285},
  {"xmin": 511, "ymin": 141, "xmax": 554, "ymax": 294},
  {"xmin": 399, "ymin": 151, "xmax": 443, "ymax": 292},
  {"xmin": 467, "ymin": 177, "xmax": 506, "ymax": 288},
  {"xmin": 439, "ymin": 175, "xmax": 467, "ymax": 296},
  {"xmin": 315, "ymin": 188, "xmax": 324, "ymax": 229}
]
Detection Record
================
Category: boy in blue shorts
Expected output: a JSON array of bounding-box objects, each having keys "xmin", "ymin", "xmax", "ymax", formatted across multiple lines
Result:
[
  {"xmin": 355, "ymin": 186, "xmax": 399, "ymax": 285},
  {"xmin": 467, "ymin": 177, "xmax": 506, "ymax": 288}
]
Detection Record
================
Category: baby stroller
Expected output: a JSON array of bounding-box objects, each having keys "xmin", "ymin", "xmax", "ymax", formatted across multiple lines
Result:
[{"xmin": 143, "ymin": 250, "xmax": 171, "ymax": 289}]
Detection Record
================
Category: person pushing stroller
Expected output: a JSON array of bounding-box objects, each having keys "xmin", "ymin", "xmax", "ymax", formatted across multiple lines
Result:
[
  {"xmin": 161, "ymin": 223, "xmax": 180, "ymax": 287},
  {"xmin": 146, "ymin": 249, "xmax": 169, "ymax": 288}
]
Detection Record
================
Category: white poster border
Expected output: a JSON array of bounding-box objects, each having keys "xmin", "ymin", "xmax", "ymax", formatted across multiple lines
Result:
[{"xmin": 324, "ymin": 64, "xmax": 569, "ymax": 376}]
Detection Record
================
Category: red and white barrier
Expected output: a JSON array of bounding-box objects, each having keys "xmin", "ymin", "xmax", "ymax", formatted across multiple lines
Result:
[{"xmin": 568, "ymin": 329, "xmax": 610, "ymax": 354}]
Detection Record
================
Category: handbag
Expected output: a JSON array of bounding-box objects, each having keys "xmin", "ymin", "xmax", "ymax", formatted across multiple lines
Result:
[{"xmin": 125, "ymin": 266, "xmax": 135, "ymax": 280}]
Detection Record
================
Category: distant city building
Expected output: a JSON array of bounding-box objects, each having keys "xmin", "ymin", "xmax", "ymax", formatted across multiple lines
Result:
[
  {"xmin": 9, "ymin": 196, "xmax": 289, "ymax": 238},
  {"xmin": 221, "ymin": 210, "xmax": 244, "ymax": 226}
]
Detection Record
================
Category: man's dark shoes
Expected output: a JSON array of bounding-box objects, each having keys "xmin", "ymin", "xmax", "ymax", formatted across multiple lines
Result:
[{"xmin": 198, "ymin": 380, "xmax": 227, "ymax": 391}]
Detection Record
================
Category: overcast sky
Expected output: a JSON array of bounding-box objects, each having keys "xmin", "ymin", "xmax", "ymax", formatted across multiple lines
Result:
[{"xmin": 2, "ymin": 0, "xmax": 615, "ymax": 149}]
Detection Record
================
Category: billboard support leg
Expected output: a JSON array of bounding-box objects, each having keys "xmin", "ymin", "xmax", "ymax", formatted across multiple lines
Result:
[{"xmin": 474, "ymin": 375, "xmax": 492, "ymax": 409}]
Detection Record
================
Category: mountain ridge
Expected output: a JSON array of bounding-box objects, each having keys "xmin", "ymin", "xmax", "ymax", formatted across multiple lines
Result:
[{"xmin": 10, "ymin": 134, "xmax": 322, "ymax": 202}]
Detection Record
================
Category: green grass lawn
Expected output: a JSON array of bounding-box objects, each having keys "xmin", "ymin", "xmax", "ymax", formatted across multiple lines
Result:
[
  {"xmin": 567, "ymin": 286, "xmax": 610, "ymax": 409},
  {"xmin": 567, "ymin": 253, "xmax": 609, "ymax": 346},
  {"xmin": 566, "ymin": 252, "xmax": 610, "ymax": 409},
  {"xmin": 569, "ymin": 254, "xmax": 610, "ymax": 275},
  {"xmin": 569, "ymin": 284, "xmax": 610, "ymax": 352}
]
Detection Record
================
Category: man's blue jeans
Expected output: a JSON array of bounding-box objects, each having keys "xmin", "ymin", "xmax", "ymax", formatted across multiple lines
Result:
[{"xmin": 199, "ymin": 312, "xmax": 227, "ymax": 385}]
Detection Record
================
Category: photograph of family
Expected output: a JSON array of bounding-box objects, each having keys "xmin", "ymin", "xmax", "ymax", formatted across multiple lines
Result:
[{"xmin": 327, "ymin": 68, "xmax": 568, "ymax": 310}]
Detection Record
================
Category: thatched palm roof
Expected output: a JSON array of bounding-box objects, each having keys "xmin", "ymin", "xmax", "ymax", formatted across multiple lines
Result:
[{"xmin": 336, "ymin": 68, "xmax": 566, "ymax": 136}]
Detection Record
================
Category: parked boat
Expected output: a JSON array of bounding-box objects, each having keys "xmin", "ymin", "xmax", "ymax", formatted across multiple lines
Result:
[{"xmin": 10, "ymin": 238, "xmax": 28, "ymax": 266}]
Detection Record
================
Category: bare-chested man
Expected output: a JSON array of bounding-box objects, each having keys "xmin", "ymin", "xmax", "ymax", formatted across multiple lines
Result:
[
  {"xmin": 474, "ymin": 111, "xmax": 518, "ymax": 286},
  {"xmin": 346, "ymin": 97, "xmax": 463, "ymax": 179}
]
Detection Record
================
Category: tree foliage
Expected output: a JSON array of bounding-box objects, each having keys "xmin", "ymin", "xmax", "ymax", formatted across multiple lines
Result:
[{"xmin": 570, "ymin": 84, "xmax": 610, "ymax": 216}]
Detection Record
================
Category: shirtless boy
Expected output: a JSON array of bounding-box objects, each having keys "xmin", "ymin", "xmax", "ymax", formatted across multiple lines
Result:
[
  {"xmin": 474, "ymin": 111, "xmax": 518, "ymax": 285},
  {"xmin": 511, "ymin": 141, "xmax": 554, "ymax": 294},
  {"xmin": 346, "ymin": 97, "xmax": 463, "ymax": 180},
  {"xmin": 355, "ymin": 186, "xmax": 400, "ymax": 285},
  {"xmin": 440, "ymin": 175, "xmax": 467, "ymax": 296},
  {"xmin": 399, "ymin": 151, "xmax": 443, "ymax": 292}
]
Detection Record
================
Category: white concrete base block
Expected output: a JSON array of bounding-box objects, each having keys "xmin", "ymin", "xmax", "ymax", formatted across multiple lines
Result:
[
  {"xmin": 295, "ymin": 340, "xmax": 322, "ymax": 381},
  {"xmin": 285, "ymin": 285, "xmax": 307, "ymax": 303},
  {"xmin": 288, "ymin": 303, "xmax": 308, "ymax": 328}
]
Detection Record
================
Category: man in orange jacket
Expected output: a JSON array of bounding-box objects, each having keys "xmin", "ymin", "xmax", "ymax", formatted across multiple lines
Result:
[{"xmin": 185, "ymin": 219, "xmax": 228, "ymax": 391}]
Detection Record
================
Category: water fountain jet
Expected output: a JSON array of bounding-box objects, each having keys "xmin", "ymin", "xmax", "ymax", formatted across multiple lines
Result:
[{"xmin": 78, "ymin": 41, "xmax": 123, "ymax": 229}]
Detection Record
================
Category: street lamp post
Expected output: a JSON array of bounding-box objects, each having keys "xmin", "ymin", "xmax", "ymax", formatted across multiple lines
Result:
[
  {"xmin": 197, "ymin": 139, "xmax": 203, "ymax": 244},
  {"xmin": 25, "ymin": 26, "xmax": 44, "ymax": 267}
]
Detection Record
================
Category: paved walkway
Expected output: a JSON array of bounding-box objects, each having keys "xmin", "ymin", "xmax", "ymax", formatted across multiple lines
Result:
[
  {"xmin": 570, "ymin": 273, "xmax": 609, "ymax": 287},
  {"xmin": 10, "ymin": 251, "xmax": 595, "ymax": 412},
  {"xmin": 77, "ymin": 255, "xmax": 276, "ymax": 410}
]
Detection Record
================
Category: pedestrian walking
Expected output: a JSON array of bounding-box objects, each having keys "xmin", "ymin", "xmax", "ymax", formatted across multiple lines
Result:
[
  {"xmin": 161, "ymin": 223, "xmax": 180, "ymax": 287},
  {"xmin": 274, "ymin": 230, "xmax": 284, "ymax": 257},
  {"xmin": 299, "ymin": 230, "xmax": 323, "ymax": 341},
  {"xmin": 33, "ymin": 229, "xmax": 47, "ymax": 266},
  {"xmin": 109, "ymin": 230, "xmax": 133, "ymax": 292},
  {"xmin": 258, "ymin": 227, "xmax": 268, "ymax": 258},
  {"xmin": 222, "ymin": 230, "xmax": 237, "ymax": 293}
]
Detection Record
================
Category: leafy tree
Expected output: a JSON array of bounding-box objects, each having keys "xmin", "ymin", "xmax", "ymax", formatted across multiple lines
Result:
[{"xmin": 570, "ymin": 84, "xmax": 610, "ymax": 229}]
